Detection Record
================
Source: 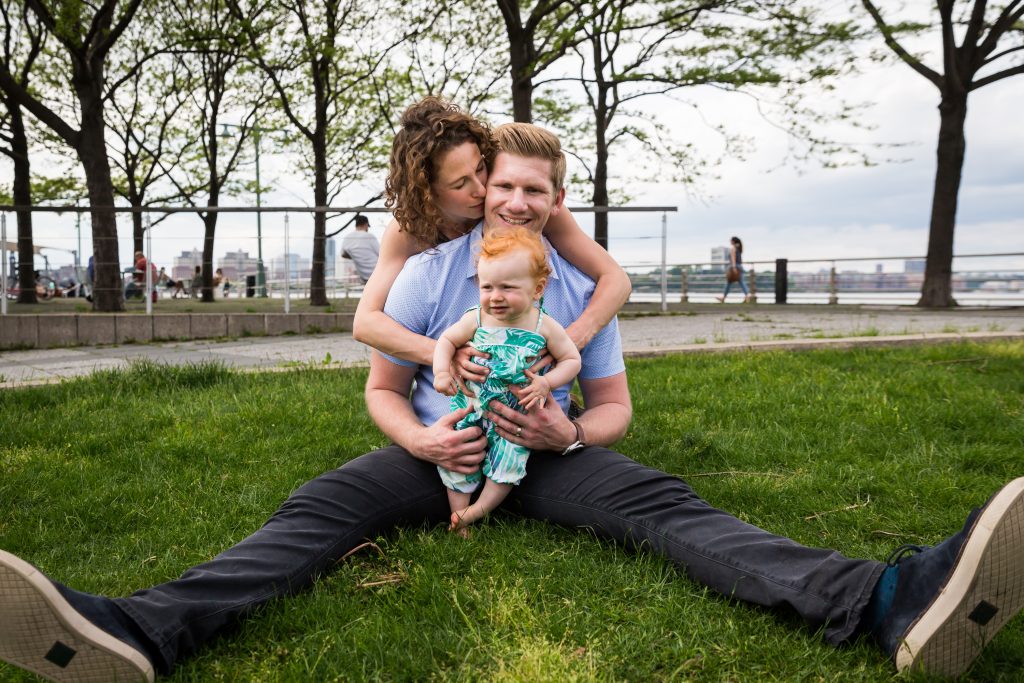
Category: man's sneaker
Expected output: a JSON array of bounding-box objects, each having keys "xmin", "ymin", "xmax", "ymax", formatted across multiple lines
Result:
[
  {"xmin": 0, "ymin": 550, "xmax": 154, "ymax": 682},
  {"xmin": 874, "ymin": 477, "xmax": 1024, "ymax": 677}
]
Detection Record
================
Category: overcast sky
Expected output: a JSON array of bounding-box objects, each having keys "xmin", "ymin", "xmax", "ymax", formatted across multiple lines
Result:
[
  {"xmin": 603, "ymin": 56, "xmax": 1023, "ymax": 273},
  {"xmin": 4, "ymin": 24, "xmax": 1022, "ymax": 279}
]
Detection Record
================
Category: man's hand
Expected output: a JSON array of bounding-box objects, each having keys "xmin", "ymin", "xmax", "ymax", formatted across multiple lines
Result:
[
  {"xmin": 484, "ymin": 390, "xmax": 575, "ymax": 453},
  {"xmin": 415, "ymin": 406, "xmax": 487, "ymax": 474}
]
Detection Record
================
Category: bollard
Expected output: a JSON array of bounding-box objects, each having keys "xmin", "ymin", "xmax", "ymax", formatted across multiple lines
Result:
[
  {"xmin": 746, "ymin": 266, "xmax": 757, "ymax": 303},
  {"xmin": 774, "ymin": 258, "xmax": 788, "ymax": 304},
  {"xmin": 145, "ymin": 213, "xmax": 153, "ymax": 315},
  {"xmin": 284, "ymin": 213, "xmax": 291, "ymax": 314},
  {"xmin": 681, "ymin": 271, "xmax": 689, "ymax": 303},
  {"xmin": 829, "ymin": 265, "xmax": 838, "ymax": 305},
  {"xmin": 659, "ymin": 212, "xmax": 668, "ymax": 313}
]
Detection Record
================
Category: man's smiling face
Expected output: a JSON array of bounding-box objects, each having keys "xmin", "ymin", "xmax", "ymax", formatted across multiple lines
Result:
[{"xmin": 484, "ymin": 152, "xmax": 565, "ymax": 235}]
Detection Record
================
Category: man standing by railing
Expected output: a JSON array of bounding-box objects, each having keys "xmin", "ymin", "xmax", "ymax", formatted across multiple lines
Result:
[{"xmin": 341, "ymin": 214, "xmax": 380, "ymax": 284}]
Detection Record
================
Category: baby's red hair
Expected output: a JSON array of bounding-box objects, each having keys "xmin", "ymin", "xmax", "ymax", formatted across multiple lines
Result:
[{"xmin": 478, "ymin": 227, "xmax": 551, "ymax": 290}]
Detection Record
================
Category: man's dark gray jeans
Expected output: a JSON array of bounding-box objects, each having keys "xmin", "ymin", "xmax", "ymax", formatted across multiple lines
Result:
[{"xmin": 114, "ymin": 445, "xmax": 884, "ymax": 673}]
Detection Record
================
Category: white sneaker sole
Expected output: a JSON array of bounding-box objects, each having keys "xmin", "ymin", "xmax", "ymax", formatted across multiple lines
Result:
[
  {"xmin": 896, "ymin": 477, "xmax": 1024, "ymax": 676},
  {"xmin": 0, "ymin": 550, "xmax": 154, "ymax": 682}
]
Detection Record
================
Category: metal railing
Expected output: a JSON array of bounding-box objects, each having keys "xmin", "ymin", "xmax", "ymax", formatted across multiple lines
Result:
[
  {"xmin": 4, "ymin": 204, "xmax": 1021, "ymax": 311},
  {"xmin": 1, "ymin": 204, "xmax": 679, "ymax": 315},
  {"xmin": 623, "ymin": 253, "xmax": 1024, "ymax": 307}
]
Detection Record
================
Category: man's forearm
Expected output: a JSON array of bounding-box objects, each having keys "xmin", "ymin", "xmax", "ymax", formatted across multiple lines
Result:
[
  {"xmin": 573, "ymin": 372, "xmax": 632, "ymax": 450},
  {"xmin": 366, "ymin": 387, "xmax": 427, "ymax": 454},
  {"xmin": 573, "ymin": 401, "xmax": 630, "ymax": 449}
]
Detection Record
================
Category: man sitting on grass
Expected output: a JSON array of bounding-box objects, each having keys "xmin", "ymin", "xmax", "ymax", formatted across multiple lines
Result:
[{"xmin": 0, "ymin": 123, "xmax": 1022, "ymax": 683}]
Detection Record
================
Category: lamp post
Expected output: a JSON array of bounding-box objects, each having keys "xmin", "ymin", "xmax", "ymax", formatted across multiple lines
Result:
[{"xmin": 220, "ymin": 122, "xmax": 269, "ymax": 297}]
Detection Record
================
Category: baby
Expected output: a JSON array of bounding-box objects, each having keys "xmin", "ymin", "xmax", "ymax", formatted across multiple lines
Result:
[{"xmin": 433, "ymin": 227, "xmax": 582, "ymax": 533}]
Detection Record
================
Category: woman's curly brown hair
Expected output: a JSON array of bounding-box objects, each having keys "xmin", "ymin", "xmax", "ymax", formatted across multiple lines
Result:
[{"xmin": 384, "ymin": 96, "xmax": 496, "ymax": 246}]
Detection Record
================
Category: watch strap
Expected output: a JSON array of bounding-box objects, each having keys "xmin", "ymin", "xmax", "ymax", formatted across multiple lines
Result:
[
  {"xmin": 571, "ymin": 419, "xmax": 585, "ymax": 447},
  {"xmin": 561, "ymin": 419, "xmax": 586, "ymax": 455}
]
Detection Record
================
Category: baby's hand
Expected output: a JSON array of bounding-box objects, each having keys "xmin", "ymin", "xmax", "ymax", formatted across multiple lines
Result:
[
  {"xmin": 518, "ymin": 370, "xmax": 551, "ymax": 412},
  {"xmin": 433, "ymin": 371, "xmax": 458, "ymax": 397}
]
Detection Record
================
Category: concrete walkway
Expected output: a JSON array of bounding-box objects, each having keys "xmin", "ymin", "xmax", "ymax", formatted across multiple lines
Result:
[{"xmin": 1, "ymin": 305, "xmax": 1021, "ymax": 388}]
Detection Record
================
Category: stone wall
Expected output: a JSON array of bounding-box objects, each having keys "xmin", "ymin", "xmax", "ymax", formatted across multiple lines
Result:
[{"xmin": 0, "ymin": 313, "xmax": 354, "ymax": 349}]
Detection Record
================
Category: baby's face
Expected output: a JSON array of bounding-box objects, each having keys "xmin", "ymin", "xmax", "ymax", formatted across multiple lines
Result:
[{"xmin": 476, "ymin": 250, "xmax": 542, "ymax": 324}]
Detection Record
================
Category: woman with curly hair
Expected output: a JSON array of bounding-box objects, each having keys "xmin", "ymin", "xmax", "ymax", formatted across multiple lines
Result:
[{"xmin": 353, "ymin": 96, "xmax": 630, "ymax": 366}]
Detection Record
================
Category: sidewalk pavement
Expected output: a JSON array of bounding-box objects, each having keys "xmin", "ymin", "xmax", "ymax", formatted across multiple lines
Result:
[{"xmin": 1, "ymin": 305, "xmax": 1021, "ymax": 388}]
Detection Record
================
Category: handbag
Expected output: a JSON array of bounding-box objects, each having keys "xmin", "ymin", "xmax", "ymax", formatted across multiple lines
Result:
[{"xmin": 726, "ymin": 266, "xmax": 740, "ymax": 283}]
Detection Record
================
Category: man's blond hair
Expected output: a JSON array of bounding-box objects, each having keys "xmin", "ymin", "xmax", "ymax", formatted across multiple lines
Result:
[{"xmin": 492, "ymin": 122, "xmax": 566, "ymax": 191}]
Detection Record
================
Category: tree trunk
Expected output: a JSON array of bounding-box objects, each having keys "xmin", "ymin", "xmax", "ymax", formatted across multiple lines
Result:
[
  {"xmin": 9, "ymin": 104, "xmax": 38, "ymax": 304},
  {"xmin": 498, "ymin": 3, "xmax": 533, "ymax": 123},
  {"xmin": 131, "ymin": 209, "xmax": 144, "ymax": 259},
  {"xmin": 591, "ymin": 98, "xmax": 609, "ymax": 250},
  {"xmin": 310, "ymin": 132, "xmax": 328, "ymax": 306},
  {"xmin": 509, "ymin": 39, "xmax": 534, "ymax": 124},
  {"xmin": 201, "ymin": 115, "xmax": 221, "ymax": 303},
  {"xmin": 129, "ymin": 178, "xmax": 144, "ymax": 255},
  {"xmin": 77, "ymin": 81, "xmax": 124, "ymax": 312},
  {"xmin": 201, "ymin": 208, "xmax": 217, "ymax": 303},
  {"xmin": 917, "ymin": 91, "xmax": 967, "ymax": 308}
]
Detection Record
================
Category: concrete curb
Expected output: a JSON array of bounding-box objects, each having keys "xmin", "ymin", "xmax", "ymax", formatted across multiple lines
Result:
[{"xmin": 0, "ymin": 313, "xmax": 354, "ymax": 350}]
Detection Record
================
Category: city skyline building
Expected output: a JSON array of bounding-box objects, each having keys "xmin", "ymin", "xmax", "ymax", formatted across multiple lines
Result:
[
  {"xmin": 904, "ymin": 259, "xmax": 926, "ymax": 274},
  {"xmin": 269, "ymin": 253, "xmax": 310, "ymax": 281},
  {"xmin": 171, "ymin": 249, "xmax": 202, "ymax": 281},
  {"xmin": 219, "ymin": 249, "xmax": 258, "ymax": 281},
  {"xmin": 711, "ymin": 246, "xmax": 729, "ymax": 269}
]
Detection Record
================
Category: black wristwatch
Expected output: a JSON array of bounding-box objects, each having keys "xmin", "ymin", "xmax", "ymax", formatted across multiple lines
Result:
[{"xmin": 561, "ymin": 419, "xmax": 587, "ymax": 456}]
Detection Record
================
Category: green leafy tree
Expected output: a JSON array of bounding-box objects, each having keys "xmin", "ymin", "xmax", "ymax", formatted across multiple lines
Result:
[
  {"xmin": 497, "ymin": 0, "xmax": 603, "ymax": 123},
  {"xmin": 383, "ymin": 0, "xmax": 508, "ymax": 117},
  {"xmin": 163, "ymin": 0, "xmax": 269, "ymax": 303},
  {"xmin": 230, "ymin": 0, "xmax": 412, "ymax": 305},
  {"xmin": 860, "ymin": 0, "xmax": 1024, "ymax": 307},
  {"xmin": 540, "ymin": 0, "xmax": 864, "ymax": 248},
  {"xmin": 0, "ymin": 0, "xmax": 148, "ymax": 312},
  {"xmin": 106, "ymin": 3, "xmax": 194, "ymax": 255},
  {"xmin": 0, "ymin": 0, "xmax": 44, "ymax": 302}
]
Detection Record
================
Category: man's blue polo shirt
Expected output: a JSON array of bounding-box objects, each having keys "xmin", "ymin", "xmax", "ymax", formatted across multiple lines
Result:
[{"xmin": 382, "ymin": 223, "xmax": 625, "ymax": 426}]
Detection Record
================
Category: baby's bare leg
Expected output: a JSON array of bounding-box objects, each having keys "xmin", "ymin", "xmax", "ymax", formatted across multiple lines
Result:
[
  {"xmin": 450, "ymin": 479, "xmax": 513, "ymax": 531},
  {"xmin": 447, "ymin": 489, "xmax": 471, "ymax": 518}
]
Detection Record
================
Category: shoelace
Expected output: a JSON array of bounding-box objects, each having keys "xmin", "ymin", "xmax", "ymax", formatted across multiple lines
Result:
[{"xmin": 885, "ymin": 543, "xmax": 928, "ymax": 566}]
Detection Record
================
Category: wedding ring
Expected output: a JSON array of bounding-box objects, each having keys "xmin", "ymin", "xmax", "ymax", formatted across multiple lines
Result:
[{"xmin": 516, "ymin": 426, "xmax": 523, "ymax": 437}]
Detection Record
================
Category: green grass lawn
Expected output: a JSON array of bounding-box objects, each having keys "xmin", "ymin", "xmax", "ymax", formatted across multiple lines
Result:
[{"xmin": 1, "ymin": 342, "xmax": 1022, "ymax": 682}]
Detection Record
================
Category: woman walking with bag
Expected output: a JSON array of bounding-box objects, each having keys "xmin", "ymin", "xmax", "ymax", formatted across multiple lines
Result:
[{"xmin": 716, "ymin": 236, "xmax": 750, "ymax": 303}]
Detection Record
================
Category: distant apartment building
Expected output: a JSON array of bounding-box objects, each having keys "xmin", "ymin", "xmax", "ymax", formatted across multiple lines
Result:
[
  {"xmin": 710, "ymin": 246, "xmax": 729, "ymax": 270},
  {"xmin": 218, "ymin": 249, "xmax": 258, "ymax": 281},
  {"xmin": 172, "ymin": 249, "xmax": 202, "ymax": 281},
  {"xmin": 269, "ymin": 253, "xmax": 310, "ymax": 281}
]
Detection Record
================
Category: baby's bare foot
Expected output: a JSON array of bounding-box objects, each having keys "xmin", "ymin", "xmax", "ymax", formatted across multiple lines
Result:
[
  {"xmin": 449, "ymin": 511, "xmax": 472, "ymax": 538},
  {"xmin": 451, "ymin": 503, "xmax": 487, "ymax": 529}
]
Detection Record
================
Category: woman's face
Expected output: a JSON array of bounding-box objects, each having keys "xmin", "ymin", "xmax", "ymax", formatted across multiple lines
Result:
[{"xmin": 431, "ymin": 141, "xmax": 487, "ymax": 232}]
